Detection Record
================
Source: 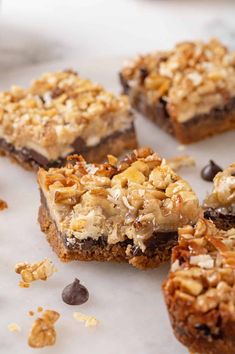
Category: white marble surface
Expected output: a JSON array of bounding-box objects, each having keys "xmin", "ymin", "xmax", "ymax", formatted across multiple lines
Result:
[{"xmin": 1, "ymin": 1, "xmax": 235, "ymax": 354}]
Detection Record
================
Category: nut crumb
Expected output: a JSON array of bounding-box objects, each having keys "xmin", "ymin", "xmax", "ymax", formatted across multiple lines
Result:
[
  {"xmin": 8, "ymin": 323, "xmax": 21, "ymax": 332},
  {"xmin": 15, "ymin": 258, "xmax": 57, "ymax": 287},
  {"xmin": 37, "ymin": 306, "xmax": 43, "ymax": 313},
  {"xmin": 28, "ymin": 311, "xmax": 35, "ymax": 317},
  {"xmin": 28, "ymin": 310, "xmax": 60, "ymax": 348},
  {"xmin": 73, "ymin": 312, "xmax": 99, "ymax": 327},
  {"xmin": 0, "ymin": 198, "xmax": 8, "ymax": 210},
  {"xmin": 107, "ymin": 154, "xmax": 118, "ymax": 166},
  {"xmin": 19, "ymin": 281, "xmax": 30, "ymax": 288},
  {"xmin": 177, "ymin": 145, "xmax": 186, "ymax": 151},
  {"xmin": 167, "ymin": 155, "xmax": 195, "ymax": 171}
]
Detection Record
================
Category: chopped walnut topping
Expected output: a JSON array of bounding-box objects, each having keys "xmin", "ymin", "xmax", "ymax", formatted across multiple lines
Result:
[
  {"xmin": 167, "ymin": 155, "xmax": 195, "ymax": 171},
  {"xmin": 0, "ymin": 198, "xmax": 8, "ymax": 210},
  {"xmin": 121, "ymin": 39, "xmax": 235, "ymax": 122},
  {"xmin": 165, "ymin": 218, "xmax": 235, "ymax": 317},
  {"xmin": 28, "ymin": 310, "xmax": 60, "ymax": 348},
  {"xmin": 38, "ymin": 148, "xmax": 200, "ymax": 252},
  {"xmin": 15, "ymin": 259, "xmax": 57, "ymax": 287},
  {"xmin": 204, "ymin": 162, "xmax": 235, "ymax": 208},
  {"xmin": 73, "ymin": 312, "xmax": 99, "ymax": 327},
  {"xmin": 0, "ymin": 70, "xmax": 133, "ymax": 160},
  {"xmin": 7, "ymin": 323, "xmax": 21, "ymax": 332}
]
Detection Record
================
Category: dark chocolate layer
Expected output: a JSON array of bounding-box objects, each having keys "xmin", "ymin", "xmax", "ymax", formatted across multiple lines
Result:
[
  {"xmin": 0, "ymin": 125, "xmax": 134, "ymax": 169},
  {"xmin": 204, "ymin": 207, "xmax": 235, "ymax": 231},
  {"xmin": 182, "ymin": 97, "xmax": 235, "ymax": 128},
  {"xmin": 120, "ymin": 73, "xmax": 173, "ymax": 134}
]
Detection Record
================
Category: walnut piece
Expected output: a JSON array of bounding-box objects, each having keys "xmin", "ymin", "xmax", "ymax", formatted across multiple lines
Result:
[
  {"xmin": 15, "ymin": 258, "xmax": 57, "ymax": 287},
  {"xmin": 28, "ymin": 310, "xmax": 60, "ymax": 348}
]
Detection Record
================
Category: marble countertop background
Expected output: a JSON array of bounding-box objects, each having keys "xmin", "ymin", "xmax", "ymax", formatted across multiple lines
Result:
[
  {"xmin": 0, "ymin": 1, "xmax": 235, "ymax": 354},
  {"xmin": 1, "ymin": 0, "xmax": 235, "ymax": 73}
]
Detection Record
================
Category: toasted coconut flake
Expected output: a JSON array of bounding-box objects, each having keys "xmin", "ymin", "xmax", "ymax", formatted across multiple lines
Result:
[{"xmin": 190, "ymin": 254, "xmax": 214, "ymax": 269}]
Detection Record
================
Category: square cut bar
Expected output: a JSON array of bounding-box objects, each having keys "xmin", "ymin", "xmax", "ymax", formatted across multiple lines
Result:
[
  {"xmin": 120, "ymin": 39, "xmax": 235, "ymax": 144},
  {"xmin": 0, "ymin": 70, "xmax": 137, "ymax": 170},
  {"xmin": 37, "ymin": 148, "xmax": 200, "ymax": 270},
  {"xmin": 163, "ymin": 218, "xmax": 235, "ymax": 354},
  {"xmin": 204, "ymin": 163, "xmax": 235, "ymax": 230}
]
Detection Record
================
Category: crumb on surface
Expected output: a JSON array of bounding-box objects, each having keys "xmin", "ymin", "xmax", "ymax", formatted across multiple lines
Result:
[
  {"xmin": 27, "ymin": 311, "xmax": 35, "ymax": 317},
  {"xmin": 73, "ymin": 312, "xmax": 99, "ymax": 327},
  {"xmin": 37, "ymin": 306, "xmax": 43, "ymax": 313},
  {"xmin": 15, "ymin": 258, "xmax": 57, "ymax": 287},
  {"xmin": 7, "ymin": 323, "xmax": 21, "ymax": 332},
  {"xmin": 177, "ymin": 145, "xmax": 186, "ymax": 151},
  {"xmin": 167, "ymin": 155, "xmax": 195, "ymax": 171}
]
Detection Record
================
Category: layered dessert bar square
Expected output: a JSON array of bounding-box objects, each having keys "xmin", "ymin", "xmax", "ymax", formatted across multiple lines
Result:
[
  {"xmin": 37, "ymin": 148, "xmax": 200, "ymax": 269},
  {"xmin": 0, "ymin": 70, "xmax": 137, "ymax": 170},
  {"xmin": 204, "ymin": 162, "xmax": 235, "ymax": 230},
  {"xmin": 163, "ymin": 218, "xmax": 235, "ymax": 354},
  {"xmin": 120, "ymin": 39, "xmax": 235, "ymax": 144}
]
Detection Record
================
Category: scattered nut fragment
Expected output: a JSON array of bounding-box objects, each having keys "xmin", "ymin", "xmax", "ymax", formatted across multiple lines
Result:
[
  {"xmin": 167, "ymin": 155, "xmax": 195, "ymax": 171},
  {"xmin": 19, "ymin": 281, "xmax": 30, "ymax": 288},
  {"xmin": 73, "ymin": 312, "xmax": 99, "ymax": 327},
  {"xmin": 28, "ymin": 311, "xmax": 35, "ymax": 317},
  {"xmin": 177, "ymin": 145, "xmax": 186, "ymax": 151},
  {"xmin": 8, "ymin": 323, "xmax": 21, "ymax": 332},
  {"xmin": 0, "ymin": 198, "xmax": 8, "ymax": 210},
  {"xmin": 37, "ymin": 306, "xmax": 43, "ymax": 313},
  {"xmin": 28, "ymin": 310, "xmax": 60, "ymax": 348},
  {"xmin": 15, "ymin": 258, "xmax": 57, "ymax": 287},
  {"xmin": 62, "ymin": 278, "xmax": 89, "ymax": 305}
]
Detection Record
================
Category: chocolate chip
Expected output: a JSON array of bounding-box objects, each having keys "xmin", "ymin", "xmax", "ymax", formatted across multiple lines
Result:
[
  {"xmin": 201, "ymin": 160, "xmax": 223, "ymax": 182},
  {"xmin": 62, "ymin": 278, "xmax": 89, "ymax": 305},
  {"xmin": 195, "ymin": 323, "xmax": 223, "ymax": 340},
  {"xmin": 139, "ymin": 68, "xmax": 149, "ymax": 83},
  {"xmin": 195, "ymin": 324, "xmax": 212, "ymax": 337},
  {"xmin": 132, "ymin": 246, "xmax": 143, "ymax": 257}
]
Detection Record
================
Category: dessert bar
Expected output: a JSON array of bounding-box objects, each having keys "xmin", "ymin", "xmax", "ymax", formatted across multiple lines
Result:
[
  {"xmin": 204, "ymin": 162, "xmax": 235, "ymax": 230},
  {"xmin": 120, "ymin": 39, "xmax": 235, "ymax": 143},
  {"xmin": 37, "ymin": 148, "xmax": 200, "ymax": 269},
  {"xmin": 163, "ymin": 218, "xmax": 235, "ymax": 354},
  {"xmin": 0, "ymin": 70, "xmax": 137, "ymax": 170}
]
